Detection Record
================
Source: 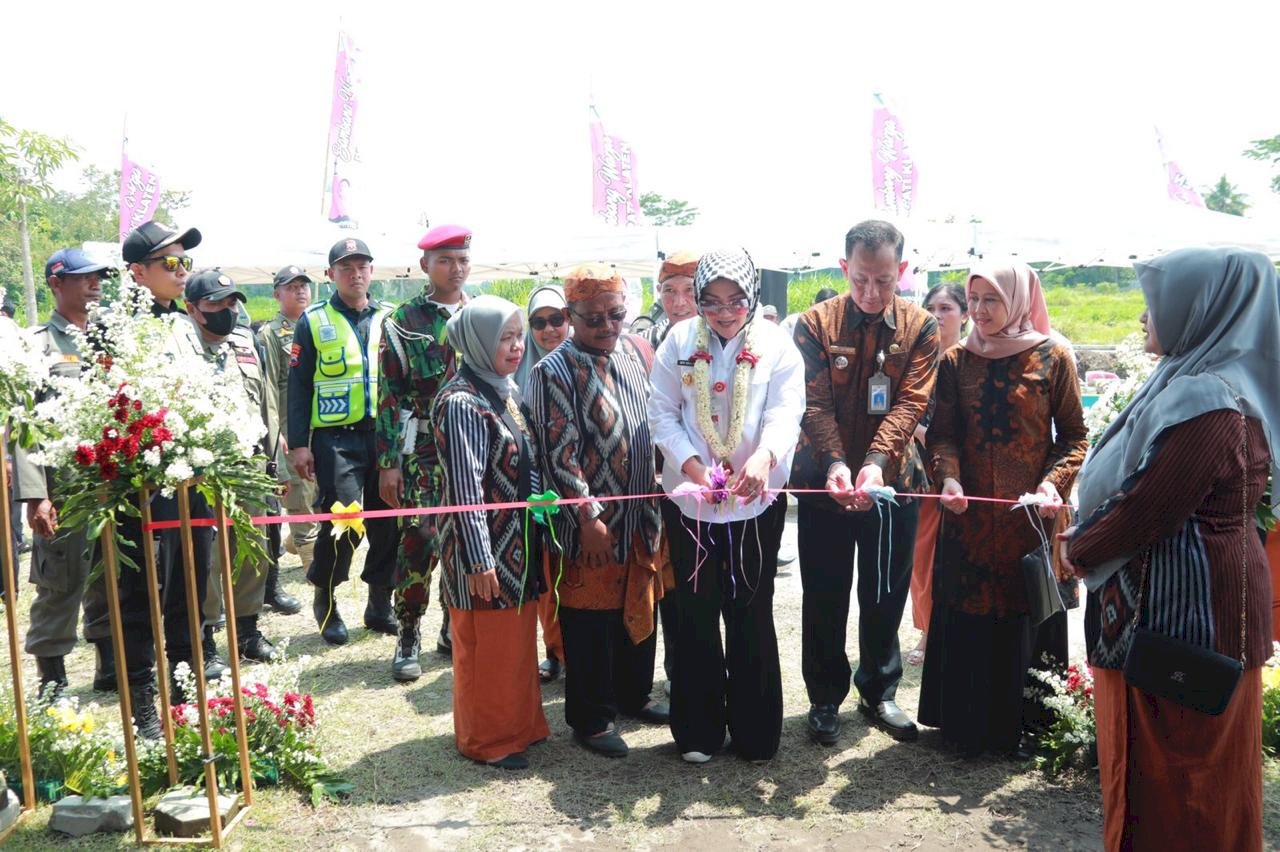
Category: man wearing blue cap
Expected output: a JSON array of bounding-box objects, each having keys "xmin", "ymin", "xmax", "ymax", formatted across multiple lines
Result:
[
  {"xmin": 288, "ymin": 238, "xmax": 399, "ymax": 645},
  {"xmin": 12, "ymin": 249, "xmax": 116, "ymax": 697}
]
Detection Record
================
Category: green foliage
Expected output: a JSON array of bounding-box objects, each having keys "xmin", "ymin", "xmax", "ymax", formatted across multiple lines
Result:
[
  {"xmin": 1, "ymin": 162, "xmax": 189, "ymax": 324},
  {"xmin": 1264, "ymin": 667, "xmax": 1280, "ymax": 757},
  {"xmin": 1203, "ymin": 174, "xmax": 1250, "ymax": 216},
  {"xmin": 1245, "ymin": 135, "xmax": 1280, "ymax": 195},
  {"xmin": 0, "ymin": 119, "xmax": 79, "ymax": 212},
  {"xmin": 639, "ymin": 192, "xmax": 700, "ymax": 226},
  {"xmin": 784, "ymin": 272, "xmax": 845, "ymax": 316},
  {"xmin": 1043, "ymin": 282, "xmax": 1146, "ymax": 344}
]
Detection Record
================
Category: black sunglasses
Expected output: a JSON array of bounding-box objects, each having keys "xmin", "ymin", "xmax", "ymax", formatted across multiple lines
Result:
[
  {"xmin": 570, "ymin": 307, "xmax": 627, "ymax": 328},
  {"xmin": 529, "ymin": 313, "xmax": 567, "ymax": 331}
]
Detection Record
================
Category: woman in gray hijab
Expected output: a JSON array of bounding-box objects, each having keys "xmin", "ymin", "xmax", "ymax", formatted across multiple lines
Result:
[
  {"xmin": 1060, "ymin": 247, "xmax": 1279, "ymax": 851},
  {"xmin": 514, "ymin": 285, "xmax": 569, "ymax": 392},
  {"xmin": 509, "ymin": 284, "xmax": 571, "ymax": 681},
  {"xmin": 433, "ymin": 295, "xmax": 548, "ymax": 770}
]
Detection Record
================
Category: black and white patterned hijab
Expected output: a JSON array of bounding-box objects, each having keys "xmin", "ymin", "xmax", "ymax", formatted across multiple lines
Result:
[{"xmin": 693, "ymin": 248, "xmax": 759, "ymax": 313}]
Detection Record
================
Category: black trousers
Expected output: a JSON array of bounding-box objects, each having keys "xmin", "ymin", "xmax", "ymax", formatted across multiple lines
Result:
[
  {"xmin": 305, "ymin": 426, "xmax": 398, "ymax": 589},
  {"xmin": 798, "ymin": 498, "xmax": 919, "ymax": 708},
  {"xmin": 559, "ymin": 606, "xmax": 657, "ymax": 736},
  {"xmin": 668, "ymin": 498, "xmax": 785, "ymax": 761},
  {"xmin": 658, "ymin": 497, "xmax": 685, "ymax": 682}
]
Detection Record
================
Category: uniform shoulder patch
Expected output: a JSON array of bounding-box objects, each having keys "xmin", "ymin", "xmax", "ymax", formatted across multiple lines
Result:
[{"xmin": 289, "ymin": 342, "xmax": 302, "ymax": 368}]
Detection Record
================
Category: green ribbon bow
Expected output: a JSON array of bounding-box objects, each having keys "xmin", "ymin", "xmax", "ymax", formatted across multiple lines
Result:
[{"xmin": 520, "ymin": 490, "xmax": 563, "ymax": 614}]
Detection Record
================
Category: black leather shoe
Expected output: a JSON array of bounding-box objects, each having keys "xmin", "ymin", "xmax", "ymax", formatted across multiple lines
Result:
[
  {"xmin": 129, "ymin": 682, "xmax": 163, "ymax": 740},
  {"xmin": 313, "ymin": 585, "xmax": 349, "ymax": 646},
  {"xmin": 484, "ymin": 752, "xmax": 529, "ymax": 770},
  {"xmin": 436, "ymin": 625, "xmax": 452, "ymax": 658},
  {"xmin": 363, "ymin": 584, "xmax": 397, "ymax": 635},
  {"xmin": 625, "ymin": 701, "xmax": 670, "ymax": 724},
  {"xmin": 239, "ymin": 633, "xmax": 280, "ymax": 664},
  {"xmin": 858, "ymin": 699, "xmax": 919, "ymax": 742},
  {"xmin": 807, "ymin": 703, "xmax": 841, "ymax": 745},
  {"xmin": 574, "ymin": 727, "xmax": 629, "ymax": 758}
]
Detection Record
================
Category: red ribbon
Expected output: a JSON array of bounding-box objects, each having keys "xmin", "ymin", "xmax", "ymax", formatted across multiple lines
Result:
[{"xmin": 140, "ymin": 487, "xmax": 1068, "ymax": 532}]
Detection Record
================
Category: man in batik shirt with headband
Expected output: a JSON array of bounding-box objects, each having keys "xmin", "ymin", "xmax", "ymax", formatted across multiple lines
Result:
[{"xmin": 528, "ymin": 263, "xmax": 669, "ymax": 759}]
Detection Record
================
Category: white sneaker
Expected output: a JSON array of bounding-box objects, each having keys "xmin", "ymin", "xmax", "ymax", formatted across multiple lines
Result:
[{"xmin": 681, "ymin": 751, "xmax": 712, "ymax": 764}]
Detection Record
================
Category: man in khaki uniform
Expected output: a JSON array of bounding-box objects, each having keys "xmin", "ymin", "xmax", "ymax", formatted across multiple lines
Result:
[
  {"xmin": 12, "ymin": 248, "xmax": 114, "ymax": 696},
  {"xmin": 180, "ymin": 270, "xmax": 291, "ymax": 663},
  {"xmin": 255, "ymin": 264, "xmax": 316, "ymax": 611}
]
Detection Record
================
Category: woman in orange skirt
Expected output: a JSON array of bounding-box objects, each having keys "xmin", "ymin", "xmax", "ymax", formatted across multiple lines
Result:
[{"xmin": 435, "ymin": 296, "xmax": 550, "ymax": 770}]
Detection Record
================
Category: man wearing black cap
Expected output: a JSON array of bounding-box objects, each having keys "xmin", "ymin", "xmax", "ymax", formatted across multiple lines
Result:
[
  {"xmin": 12, "ymin": 249, "xmax": 115, "ymax": 697},
  {"xmin": 254, "ymin": 265, "xmax": 315, "ymax": 614},
  {"xmin": 122, "ymin": 221, "xmax": 201, "ymax": 316},
  {"xmin": 288, "ymin": 239, "xmax": 399, "ymax": 645},
  {"xmin": 181, "ymin": 270, "xmax": 292, "ymax": 663},
  {"xmin": 81, "ymin": 221, "xmax": 223, "ymax": 735}
]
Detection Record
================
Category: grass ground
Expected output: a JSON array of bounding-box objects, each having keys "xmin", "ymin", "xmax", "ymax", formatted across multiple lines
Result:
[{"xmin": 6, "ymin": 508, "xmax": 1277, "ymax": 850}]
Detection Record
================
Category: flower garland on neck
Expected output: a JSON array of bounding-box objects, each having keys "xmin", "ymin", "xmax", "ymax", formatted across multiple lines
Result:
[{"xmin": 691, "ymin": 317, "xmax": 761, "ymax": 463}]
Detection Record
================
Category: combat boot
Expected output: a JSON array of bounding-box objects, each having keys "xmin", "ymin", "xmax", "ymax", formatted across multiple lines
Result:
[
  {"xmin": 392, "ymin": 618, "xmax": 422, "ymax": 682},
  {"xmin": 363, "ymin": 584, "xmax": 397, "ymax": 635},
  {"xmin": 264, "ymin": 563, "xmax": 301, "ymax": 614},
  {"xmin": 36, "ymin": 655, "xmax": 68, "ymax": 700}
]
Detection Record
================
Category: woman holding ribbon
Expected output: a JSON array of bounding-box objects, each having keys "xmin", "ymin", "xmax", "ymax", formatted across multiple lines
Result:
[
  {"xmin": 1061, "ymin": 248, "xmax": 1277, "ymax": 851},
  {"xmin": 648, "ymin": 248, "xmax": 805, "ymax": 764},
  {"xmin": 513, "ymin": 284, "xmax": 571, "ymax": 683},
  {"xmin": 919, "ymin": 261, "xmax": 1087, "ymax": 758},
  {"xmin": 434, "ymin": 295, "xmax": 548, "ymax": 770}
]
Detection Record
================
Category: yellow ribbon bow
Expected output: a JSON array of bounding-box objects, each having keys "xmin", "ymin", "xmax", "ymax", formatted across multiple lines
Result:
[{"xmin": 330, "ymin": 500, "xmax": 366, "ymax": 540}]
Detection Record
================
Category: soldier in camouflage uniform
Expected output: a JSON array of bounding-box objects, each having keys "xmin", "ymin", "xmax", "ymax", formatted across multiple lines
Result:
[{"xmin": 375, "ymin": 224, "xmax": 470, "ymax": 681}]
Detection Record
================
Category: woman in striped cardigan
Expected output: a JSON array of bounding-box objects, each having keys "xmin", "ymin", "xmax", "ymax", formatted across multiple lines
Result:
[
  {"xmin": 434, "ymin": 295, "xmax": 547, "ymax": 770},
  {"xmin": 1063, "ymin": 248, "xmax": 1279, "ymax": 851}
]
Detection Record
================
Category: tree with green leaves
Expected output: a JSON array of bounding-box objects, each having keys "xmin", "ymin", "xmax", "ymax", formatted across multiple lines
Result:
[
  {"xmin": 1203, "ymin": 174, "xmax": 1249, "ymax": 216},
  {"xmin": 0, "ymin": 163, "xmax": 189, "ymax": 323},
  {"xmin": 0, "ymin": 119, "xmax": 78, "ymax": 324},
  {"xmin": 639, "ymin": 192, "xmax": 700, "ymax": 226},
  {"xmin": 1244, "ymin": 135, "xmax": 1280, "ymax": 194}
]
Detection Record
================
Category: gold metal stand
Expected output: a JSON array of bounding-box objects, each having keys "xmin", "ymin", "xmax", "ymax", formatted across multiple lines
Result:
[
  {"xmin": 0, "ymin": 440, "xmax": 35, "ymax": 843},
  {"xmin": 103, "ymin": 479, "xmax": 251, "ymax": 847}
]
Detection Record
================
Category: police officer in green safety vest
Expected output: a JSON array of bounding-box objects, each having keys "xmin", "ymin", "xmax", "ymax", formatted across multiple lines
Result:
[{"xmin": 287, "ymin": 238, "xmax": 401, "ymax": 645}]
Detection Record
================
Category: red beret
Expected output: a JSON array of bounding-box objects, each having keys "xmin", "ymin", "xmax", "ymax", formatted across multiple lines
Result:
[{"xmin": 418, "ymin": 224, "xmax": 472, "ymax": 251}]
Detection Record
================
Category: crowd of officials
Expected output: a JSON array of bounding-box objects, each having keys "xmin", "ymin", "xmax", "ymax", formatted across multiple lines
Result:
[{"xmin": 3, "ymin": 216, "xmax": 1275, "ymax": 850}]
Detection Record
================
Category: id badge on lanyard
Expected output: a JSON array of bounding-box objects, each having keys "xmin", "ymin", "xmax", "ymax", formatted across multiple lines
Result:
[{"xmin": 868, "ymin": 350, "xmax": 890, "ymax": 415}]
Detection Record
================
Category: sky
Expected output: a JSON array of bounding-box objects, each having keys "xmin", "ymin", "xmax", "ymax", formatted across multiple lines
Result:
[{"xmin": 4, "ymin": 0, "xmax": 1279, "ymax": 272}]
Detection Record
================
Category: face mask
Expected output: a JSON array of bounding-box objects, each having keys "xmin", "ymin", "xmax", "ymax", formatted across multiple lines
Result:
[{"xmin": 200, "ymin": 307, "xmax": 237, "ymax": 336}]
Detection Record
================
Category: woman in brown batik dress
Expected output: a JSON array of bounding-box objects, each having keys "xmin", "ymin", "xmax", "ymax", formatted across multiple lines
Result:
[{"xmin": 918, "ymin": 261, "xmax": 1087, "ymax": 757}]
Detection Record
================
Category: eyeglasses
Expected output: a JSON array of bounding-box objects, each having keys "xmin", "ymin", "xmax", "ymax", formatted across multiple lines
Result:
[
  {"xmin": 698, "ymin": 298, "xmax": 751, "ymax": 316},
  {"xmin": 142, "ymin": 255, "xmax": 193, "ymax": 272},
  {"xmin": 529, "ymin": 313, "xmax": 567, "ymax": 331},
  {"xmin": 570, "ymin": 307, "xmax": 627, "ymax": 328}
]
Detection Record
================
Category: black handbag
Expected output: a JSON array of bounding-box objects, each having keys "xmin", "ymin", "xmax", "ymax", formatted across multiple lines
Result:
[
  {"xmin": 1121, "ymin": 408, "xmax": 1250, "ymax": 716},
  {"xmin": 1021, "ymin": 545, "xmax": 1065, "ymax": 626}
]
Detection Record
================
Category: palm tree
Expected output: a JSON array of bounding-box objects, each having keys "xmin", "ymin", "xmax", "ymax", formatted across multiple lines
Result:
[{"xmin": 1203, "ymin": 175, "xmax": 1250, "ymax": 216}]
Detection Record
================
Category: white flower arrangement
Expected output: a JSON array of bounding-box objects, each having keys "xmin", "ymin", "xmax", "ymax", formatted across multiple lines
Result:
[
  {"xmin": 0, "ymin": 317, "xmax": 50, "ymax": 448},
  {"xmin": 1083, "ymin": 333, "xmax": 1158, "ymax": 444},
  {"xmin": 30, "ymin": 281, "xmax": 275, "ymax": 577}
]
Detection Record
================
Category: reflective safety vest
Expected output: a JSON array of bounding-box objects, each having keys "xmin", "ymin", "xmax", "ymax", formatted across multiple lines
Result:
[{"xmin": 308, "ymin": 301, "xmax": 392, "ymax": 428}]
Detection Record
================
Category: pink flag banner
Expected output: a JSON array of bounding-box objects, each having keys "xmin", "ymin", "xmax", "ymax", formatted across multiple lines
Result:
[
  {"xmin": 590, "ymin": 114, "xmax": 641, "ymax": 226},
  {"xmin": 871, "ymin": 104, "xmax": 918, "ymax": 218},
  {"xmin": 325, "ymin": 31, "xmax": 360, "ymax": 224},
  {"xmin": 118, "ymin": 151, "xmax": 161, "ymax": 241},
  {"xmin": 1156, "ymin": 128, "xmax": 1205, "ymax": 208}
]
